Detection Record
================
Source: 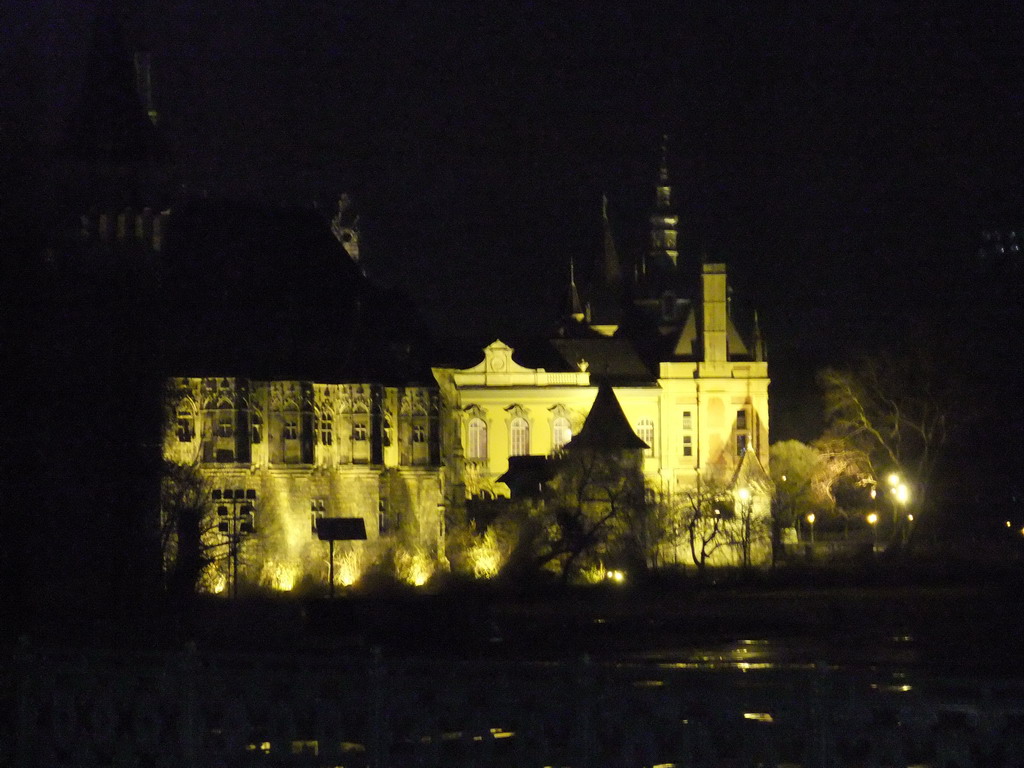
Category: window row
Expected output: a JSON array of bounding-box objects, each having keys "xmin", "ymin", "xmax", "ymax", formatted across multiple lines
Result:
[
  {"xmin": 185, "ymin": 408, "xmax": 437, "ymax": 465},
  {"xmin": 465, "ymin": 416, "xmax": 574, "ymax": 460},
  {"xmin": 465, "ymin": 415, "xmax": 663, "ymax": 459}
]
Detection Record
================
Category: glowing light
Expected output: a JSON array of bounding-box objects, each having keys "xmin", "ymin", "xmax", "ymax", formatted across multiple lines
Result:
[
  {"xmin": 333, "ymin": 550, "xmax": 363, "ymax": 587},
  {"xmin": 887, "ymin": 473, "xmax": 900, "ymax": 487},
  {"xmin": 603, "ymin": 569, "xmax": 625, "ymax": 583},
  {"xmin": 870, "ymin": 683, "xmax": 913, "ymax": 693},
  {"xmin": 395, "ymin": 548, "xmax": 433, "ymax": 586},
  {"xmin": 907, "ymin": 514, "xmax": 914, "ymax": 522},
  {"xmin": 1007, "ymin": 520, "xmax": 1013, "ymax": 528},
  {"xmin": 893, "ymin": 483, "xmax": 909, "ymax": 504},
  {"xmin": 199, "ymin": 567, "xmax": 228, "ymax": 595},
  {"xmin": 262, "ymin": 560, "xmax": 299, "ymax": 591},
  {"xmin": 806, "ymin": 513, "xmax": 815, "ymax": 525},
  {"xmin": 466, "ymin": 529, "xmax": 503, "ymax": 579},
  {"xmin": 736, "ymin": 487, "xmax": 751, "ymax": 502},
  {"xmin": 743, "ymin": 712, "xmax": 774, "ymax": 723},
  {"xmin": 866, "ymin": 512, "xmax": 878, "ymax": 525}
]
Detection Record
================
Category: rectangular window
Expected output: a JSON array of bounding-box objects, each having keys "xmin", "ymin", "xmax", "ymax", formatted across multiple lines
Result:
[
  {"xmin": 682, "ymin": 410, "xmax": 692, "ymax": 431},
  {"xmin": 736, "ymin": 434, "xmax": 748, "ymax": 456},
  {"xmin": 284, "ymin": 419, "xmax": 299, "ymax": 440},
  {"xmin": 352, "ymin": 421, "xmax": 368, "ymax": 441},
  {"xmin": 317, "ymin": 413, "xmax": 333, "ymax": 445},
  {"xmin": 637, "ymin": 419, "xmax": 655, "ymax": 457},
  {"xmin": 217, "ymin": 415, "xmax": 234, "ymax": 438},
  {"xmin": 251, "ymin": 412, "xmax": 263, "ymax": 444},
  {"xmin": 510, "ymin": 417, "xmax": 529, "ymax": 457},
  {"xmin": 682, "ymin": 435, "xmax": 692, "ymax": 457},
  {"xmin": 736, "ymin": 409, "xmax": 748, "ymax": 430},
  {"xmin": 413, "ymin": 423, "xmax": 426, "ymax": 443}
]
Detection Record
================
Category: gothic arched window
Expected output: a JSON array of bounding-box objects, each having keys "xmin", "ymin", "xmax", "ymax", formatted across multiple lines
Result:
[{"xmin": 467, "ymin": 418, "xmax": 487, "ymax": 460}]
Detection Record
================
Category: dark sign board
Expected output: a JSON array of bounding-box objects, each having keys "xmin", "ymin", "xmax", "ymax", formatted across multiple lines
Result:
[{"xmin": 315, "ymin": 517, "xmax": 368, "ymax": 541}]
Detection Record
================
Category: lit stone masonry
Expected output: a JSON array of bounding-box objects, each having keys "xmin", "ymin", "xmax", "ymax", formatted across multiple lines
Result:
[{"xmin": 163, "ymin": 378, "xmax": 445, "ymax": 592}]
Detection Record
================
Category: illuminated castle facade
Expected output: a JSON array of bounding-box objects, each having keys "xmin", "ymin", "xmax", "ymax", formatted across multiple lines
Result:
[{"xmin": 155, "ymin": 152, "xmax": 770, "ymax": 590}]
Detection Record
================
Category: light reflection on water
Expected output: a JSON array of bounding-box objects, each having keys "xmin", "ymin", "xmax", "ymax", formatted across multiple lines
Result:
[{"xmin": 617, "ymin": 631, "xmax": 923, "ymax": 673}]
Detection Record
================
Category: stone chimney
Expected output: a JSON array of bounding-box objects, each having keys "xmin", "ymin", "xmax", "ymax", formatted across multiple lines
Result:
[{"xmin": 701, "ymin": 263, "xmax": 728, "ymax": 362}]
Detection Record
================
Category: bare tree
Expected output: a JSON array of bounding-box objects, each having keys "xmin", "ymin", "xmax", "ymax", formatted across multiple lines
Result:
[
  {"xmin": 818, "ymin": 349, "xmax": 954, "ymax": 548},
  {"xmin": 769, "ymin": 440, "xmax": 826, "ymax": 562},
  {"xmin": 667, "ymin": 477, "xmax": 734, "ymax": 581},
  {"xmin": 530, "ymin": 447, "xmax": 650, "ymax": 583}
]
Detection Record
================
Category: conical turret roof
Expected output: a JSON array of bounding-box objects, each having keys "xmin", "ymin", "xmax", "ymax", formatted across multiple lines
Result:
[{"xmin": 566, "ymin": 382, "xmax": 648, "ymax": 452}]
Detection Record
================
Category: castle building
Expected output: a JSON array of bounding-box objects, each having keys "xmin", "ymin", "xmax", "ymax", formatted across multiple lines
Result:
[
  {"xmin": 54, "ymin": 11, "xmax": 772, "ymax": 588},
  {"xmin": 155, "ymin": 150, "xmax": 772, "ymax": 588}
]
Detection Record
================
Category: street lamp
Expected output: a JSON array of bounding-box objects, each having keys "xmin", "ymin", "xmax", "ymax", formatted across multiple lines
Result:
[
  {"xmin": 806, "ymin": 512, "xmax": 816, "ymax": 545},
  {"xmin": 893, "ymin": 483, "xmax": 909, "ymax": 505},
  {"xmin": 866, "ymin": 511, "xmax": 879, "ymax": 553},
  {"xmin": 889, "ymin": 477, "xmax": 910, "ymax": 545}
]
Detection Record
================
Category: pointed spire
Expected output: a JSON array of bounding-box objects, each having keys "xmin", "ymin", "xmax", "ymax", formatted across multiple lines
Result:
[
  {"xmin": 753, "ymin": 310, "xmax": 766, "ymax": 362},
  {"xmin": 566, "ymin": 257, "xmax": 585, "ymax": 322},
  {"xmin": 647, "ymin": 134, "xmax": 679, "ymax": 268},
  {"xmin": 601, "ymin": 194, "xmax": 622, "ymax": 286}
]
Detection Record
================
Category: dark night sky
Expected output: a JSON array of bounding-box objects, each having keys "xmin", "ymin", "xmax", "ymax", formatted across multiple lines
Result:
[{"xmin": 3, "ymin": 0, "xmax": 1022, "ymax": 442}]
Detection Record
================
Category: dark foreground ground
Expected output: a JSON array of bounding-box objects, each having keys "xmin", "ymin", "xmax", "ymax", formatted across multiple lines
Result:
[{"xmin": 14, "ymin": 562, "xmax": 1023, "ymax": 678}]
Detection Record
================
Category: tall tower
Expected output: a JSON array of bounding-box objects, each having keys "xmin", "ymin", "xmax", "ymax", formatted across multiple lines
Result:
[
  {"xmin": 646, "ymin": 135, "xmax": 680, "ymax": 272},
  {"xmin": 59, "ymin": 3, "xmax": 165, "ymax": 212}
]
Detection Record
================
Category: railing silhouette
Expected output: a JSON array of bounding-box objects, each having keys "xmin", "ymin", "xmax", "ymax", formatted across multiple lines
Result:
[{"xmin": 4, "ymin": 640, "xmax": 1024, "ymax": 767}]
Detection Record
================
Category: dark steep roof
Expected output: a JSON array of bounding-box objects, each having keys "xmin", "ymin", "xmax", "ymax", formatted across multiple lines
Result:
[
  {"xmin": 550, "ymin": 337, "xmax": 655, "ymax": 384},
  {"xmin": 159, "ymin": 199, "xmax": 435, "ymax": 383},
  {"xmin": 566, "ymin": 382, "xmax": 649, "ymax": 452}
]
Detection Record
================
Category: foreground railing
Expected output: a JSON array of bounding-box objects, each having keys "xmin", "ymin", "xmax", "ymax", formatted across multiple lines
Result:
[{"xmin": 4, "ymin": 641, "xmax": 1024, "ymax": 767}]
